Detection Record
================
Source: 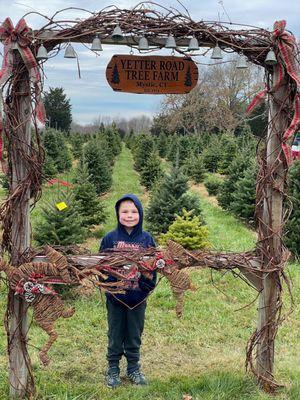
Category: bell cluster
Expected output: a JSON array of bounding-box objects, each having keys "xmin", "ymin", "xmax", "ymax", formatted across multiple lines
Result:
[{"xmin": 35, "ymin": 22, "xmax": 278, "ymax": 69}]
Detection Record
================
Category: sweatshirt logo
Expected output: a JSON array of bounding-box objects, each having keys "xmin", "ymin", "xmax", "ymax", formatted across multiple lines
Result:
[{"xmin": 115, "ymin": 241, "xmax": 141, "ymax": 250}]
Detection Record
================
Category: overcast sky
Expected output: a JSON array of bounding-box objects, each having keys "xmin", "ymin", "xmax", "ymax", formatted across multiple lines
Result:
[{"xmin": 1, "ymin": 0, "xmax": 300, "ymax": 125}]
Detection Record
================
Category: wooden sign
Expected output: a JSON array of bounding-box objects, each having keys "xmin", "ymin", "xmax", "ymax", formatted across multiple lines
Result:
[{"xmin": 106, "ymin": 55, "xmax": 198, "ymax": 94}]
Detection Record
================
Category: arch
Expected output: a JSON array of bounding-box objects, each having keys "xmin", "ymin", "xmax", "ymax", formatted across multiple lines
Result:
[{"xmin": 0, "ymin": 4, "xmax": 299, "ymax": 398}]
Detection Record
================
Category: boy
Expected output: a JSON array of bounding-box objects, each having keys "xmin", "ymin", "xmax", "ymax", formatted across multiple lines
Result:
[{"xmin": 100, "ymin": 194, "xmax": 156, "ymax": 388}]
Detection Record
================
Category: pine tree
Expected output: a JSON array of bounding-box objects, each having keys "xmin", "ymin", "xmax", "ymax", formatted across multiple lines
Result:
[
  {"xmin": 43, "ymin": 156, "xmax": 57, "ymax": 179},
  {"xmin": 284, "ymin": 160, "xmax": 300, "ymax": 258},
  {"xmin": 133, "ymin": 135, "xmax": 154, "ymax": 171},
  {"xmin": 73, "ymin": 164, "xmax": 106, "ymax": 228},
  {"xmin": 159, "ymin": 209, "xmax": 209, "ymax": 250},
  {"xmin": 218, "ymin": 133, "xmax": 238, "ymax": 174},
  {"xmin": 44, "ymin": 87, "xmax": 72, "ymax": 132},
  {"xmin": 201, "ymin": 137, "xmax": 222, "ymax": 173},
  {"xmin": 140, "ymin": 152, "xmax": 163, "ymax": 190},
  {"xmin": 157, "ymin": 132, "xmax": 168, "ymax": 158},
  {"xmin": 230, "ymin": 161, "xmax": 257, "ymax": 223},
  {"xmin": 204, "ymin": 174, "xmax": 223, "ymax": 196},
  {"xmin": 183, "ymin": 154, "xmax": 206, "ymax": 183},
  {"xmin": 34, "ymin": 193, "xmax": 86, "ymax": 245},
  {"xmin": 217, "ymin": 151, "xmax": 253, "ymax": 210},
  {"xmin": 69, "ymin": 133, "xmax": 85, "ymax": 159},
  {"xmin": 192, "ymin": 155, "xmax": 206, "ymax": 183},
  {"xmin": 166, "ymin": 135, "xmax": 179, "ymax": 163},
  {"xmin": 146, "ymin": 165, "xmax": 202, "ymax": 235},
  {"xmin": 83, "ymin": 140, "xmax": 112, "ymax": 195},
  {"xmin": 42, "ymin": 128, "xmax": 72, "ymax": 173}
]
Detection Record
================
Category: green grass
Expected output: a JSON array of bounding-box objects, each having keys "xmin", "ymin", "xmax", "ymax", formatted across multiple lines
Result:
[
  {"xmin": 197, "ymin": 195, "xmax": 257, "ymax": 252},
  {"xmin": 0, "ymin": 145, "xmax": 300, "ymax": 399}
]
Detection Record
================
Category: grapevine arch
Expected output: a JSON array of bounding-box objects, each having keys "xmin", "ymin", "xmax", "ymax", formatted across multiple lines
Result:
[{"xmin": 0, "ymin": 3, "xmax": 299, "ymax": 398}]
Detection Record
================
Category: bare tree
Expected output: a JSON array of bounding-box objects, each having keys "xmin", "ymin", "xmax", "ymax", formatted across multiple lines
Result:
[{"xmin": 157, "ymin": 56, "xmax": 264, "ymax": 135}]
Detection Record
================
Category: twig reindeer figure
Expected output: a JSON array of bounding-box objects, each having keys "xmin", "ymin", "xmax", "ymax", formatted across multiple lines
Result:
[{"xmin": 0, "ymin": 247, "xmax": 76, "ymax": 366}]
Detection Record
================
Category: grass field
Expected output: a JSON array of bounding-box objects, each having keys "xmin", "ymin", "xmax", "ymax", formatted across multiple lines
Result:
[{"xmin": 0, "ymin": 145, "xmax": 299, "ymax": 399}]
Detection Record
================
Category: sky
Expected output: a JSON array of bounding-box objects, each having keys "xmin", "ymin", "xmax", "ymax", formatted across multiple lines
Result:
[{"xmin": 1, "ymin": 0, "xmax": 300, "ymax": 126}]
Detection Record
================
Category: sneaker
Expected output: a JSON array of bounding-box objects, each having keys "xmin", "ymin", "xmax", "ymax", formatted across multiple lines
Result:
[
  {"xmin": 106, "ymin": 367, "xmax": 121, "ymax": 389},
  {"xmin": 127, "ymin": 369, "xmax": 147, "ymax": 385}
]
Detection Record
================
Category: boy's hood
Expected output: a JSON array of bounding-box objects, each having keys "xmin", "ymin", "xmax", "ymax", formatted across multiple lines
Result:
[{"xmin": 115, "ymin": 194, "xmax": 143, "ymax": 237}]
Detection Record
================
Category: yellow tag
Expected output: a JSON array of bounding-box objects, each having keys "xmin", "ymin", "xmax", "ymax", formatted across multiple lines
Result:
[{"xmin": 56, "ymin": 202, "xmax": 68, "ymax": 211}]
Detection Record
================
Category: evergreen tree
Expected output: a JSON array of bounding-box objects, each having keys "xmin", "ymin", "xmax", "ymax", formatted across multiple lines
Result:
[
  {"xmin": 204, "ymin": 174, "xmax": 223, "ymax": 196},
  {"xmin": 192, "ymin": 155, "xmax": 206, "ymax": 183},
  {"xmin": 183, "ymin": 154, "xmax": 206, "ymax": 184},
  {"xmin": 157, "ymin": 132, "xmax": 168, "ymax": 158},
  {"xmin": 159, "ymin": 209, "xmax": 210, "ymax": 250},
  {"xmin": 146, "ymin": 165, "xmax": 202, "ymax": 235},
  {"xmin": 201, "ymin": 136, "xmax": 222, "ymax": 173},
  {"xmin": 133, "ymin": 135, "xmax": 154, "ymax": 171},
  {"xmin": 97, "ymin": 124, "xmax": 122, "ymax": 165},
  {"xmin": 43, "ymin": 156, "xmax": 57, "ymax": 179},
  {"xmin": 217, "ymin": 151, "xmax": 253, "ymax": 210},
  {"xmin": 83, "ymin": 140, "xmax": 112, "ymax": 195},
  {"xmin": 218, "ymin": 133, "xmax": 238, "ymax": 174},
  {"xmin": 166, "ymin": 135, "xmax": 179, "ymax": 163},
  {"xmin": 284, "ymin": 160, "xmax": 300, "ymax": 258},
  {"xmin": 73, "ymin": 164, "xmax": 107, "ymax": 228},
  {"xmin": 42, "ymin": 128, "xmax": 72, "ymax": 173},
  {"xmin": 140, "ymin": 152, "xmax": 163, "ymax": 190},
  {"xmin": 69, "ymin": 133, "xmax": 85, "ymax": 159},
  {"xmin": 44, "ymin": 87, "xmax": 72, "ymax": 132},
  {"xmin": 230, "ymin": 161, "xmax": 257, "ymax": 222},
  {"xmin": 55, "ymin": 132, "xmax": 73, "ymax": 172},
  {"xmin": 176, "ymin": 136, "xmax": 194, "ymax": 167},
  {"xmin": 34, "ymin": 193, "xmax": 86, "ymax": 245}
]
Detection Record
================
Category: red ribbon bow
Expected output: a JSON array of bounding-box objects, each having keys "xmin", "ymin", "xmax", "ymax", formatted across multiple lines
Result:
[
  {"xmin": 247, "ymin": 20, "xmax": 300, "ymax": 165},
  {"xmin": 0, "ymin": 17, "xmax": 31, "ymax": 48}
]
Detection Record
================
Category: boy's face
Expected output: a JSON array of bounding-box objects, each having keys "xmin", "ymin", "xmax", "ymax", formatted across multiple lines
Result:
[{"xmin": 118, "ymin": 200, "xmax": 140, "ymax": 229}]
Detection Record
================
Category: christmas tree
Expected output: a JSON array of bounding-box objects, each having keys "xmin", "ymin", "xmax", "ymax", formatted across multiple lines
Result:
[
  {"xmin": 133, "ymin": 134, "xmax": 154, "ymax": 172},
  {"xmin": 83, "ymin": 140, "xmax": 112, "ymax": 195},
  {"xmin": 159, "ymin": 209, "xmax": 209, "ymax": 250},
  {"xmin": 183, "ymin": 155, "xmax": 206, "ymax": 184},
  {"xmin": 230, "ymin": 160, "xmax": 257, "ymax": 223},
  {"xmin": 34, "ymin": 193, "xmax": 86, "ymax": 245},
  {"xmin": 217, "ymin": 151, "xmax": 252, "ymax": 210},
  {"xmin": 146, "ymin": 165, "xmax": 202, "ymax": 235},
  {"xmin": 140, "ymin": 152, "xmax": 163, "ymax": 190},
  {"xmin": 73, "ymin": 164, "xmax": 106, "ymax": 228}
]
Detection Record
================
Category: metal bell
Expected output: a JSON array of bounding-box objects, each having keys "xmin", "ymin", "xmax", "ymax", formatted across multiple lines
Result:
[
  {"xmin": 36, "ymin": 44, "xmax": 48, "ymax": 60},
  {"xmin": 165, "ymin": 34, "xmax": 177, "ymax": 49},
  {"xmin": 91, "ymin": 34, "xmax": 103, "ymax": 51},
  {"xmin": 112, "ymin": 24, "xmax": 124, "ymax": 41},
  {"xmin": 64, "ymin": 43, "xmax": 76, "ymax": 58},
  {"xmin": 188, "ymin": 37, "xmax": 199, "ymax": 51},
  {"xmin": 211, "ymin": 45, "xmax": 223, "ymax": 59},
  {"xmin": 138, "ymin": 36, "xmax": 149, "ymax": 50},
  {"xmin": 265, "ymin": 50, "xmax": 277, "ymax": 65},
  {"xmin": 236, "ymin": 55, "xmax": 248, "ymax": 69}
]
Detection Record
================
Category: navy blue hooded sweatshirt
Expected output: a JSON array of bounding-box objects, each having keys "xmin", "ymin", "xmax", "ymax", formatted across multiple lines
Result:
[{"xmin": 99, "ymin": 194, "xmax": 157, "ymax": 307}]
